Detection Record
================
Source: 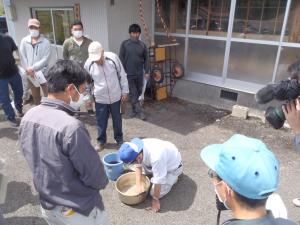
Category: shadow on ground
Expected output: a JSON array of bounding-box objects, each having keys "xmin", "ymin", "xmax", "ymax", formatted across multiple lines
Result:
[
  {"xmin": 132, "ymin": 174, "xmax": 197, "ymax": 213},
  {"xmin": 141, "ymin": 98, "xmax": 229, "ymax": 135},
  {"xmin": 0, "ymin": 127, "xmax": 19, "ymax": 141},
  {"xmin": 1, "ymin": 181, "xmax": 39, "ymax": 214},
  {"xmin": 79, "ymin": 98, "xmax": 230, "ymax": 136},
  {"xmin": 6, "ymin": 216, "xmax": 47, "ymax": 225}
]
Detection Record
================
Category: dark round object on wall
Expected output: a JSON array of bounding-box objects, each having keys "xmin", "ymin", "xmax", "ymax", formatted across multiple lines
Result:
[
  {"xmin": 172, "ymin": 63, "xmax": 184, "ymax": 78},
  {"xmin": 151, "ymin": 67, "xmax": 164, "ymax": 83}
]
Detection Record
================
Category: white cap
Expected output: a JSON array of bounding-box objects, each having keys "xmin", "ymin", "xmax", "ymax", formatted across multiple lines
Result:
[{"xmin": 88, "ymin": 41, "xmax": 103, "ymax": 61}]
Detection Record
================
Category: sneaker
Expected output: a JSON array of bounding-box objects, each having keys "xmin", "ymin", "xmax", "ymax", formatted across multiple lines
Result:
[
  {"xmin": 87, "ymin": 109, "xmax": 95, "ymax": 115},
  {"xmin": 23, "ymin": 95, "xmax": 33, "ymax": 105},
  {"xmin": 117, "ymin": 141, "xmax": 124, "ymax": 148},
  {"xmin": 16, "ymin": 109, "xmax": 24, "ymax": 117},
  {"xmin": 8, "ymin": 118, "xmax": 19, "ymax": 127},
  {"xmin": 139, "ymin": 111, "xmax": 147, "ymax": 121},
  {"xmin": 292, "ymin": 198, "xmax": 300, "ymax": 207},
  {"xmin": 95, "ymin": 143, "xmax": 105, "ymax": 152}
]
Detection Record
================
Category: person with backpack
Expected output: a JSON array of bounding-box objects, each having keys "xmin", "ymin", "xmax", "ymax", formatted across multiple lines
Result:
[
  {"xmin": 200, "ymin": 134, "xmax": 297, "ymax": 225},
  {"xmin": 84, "ymin": 41, "xmax": 129, "ymax": 151}
]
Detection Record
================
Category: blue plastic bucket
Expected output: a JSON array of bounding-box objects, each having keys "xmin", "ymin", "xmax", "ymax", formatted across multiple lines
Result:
[{"xmin": 102, "ymin": 152, "xmax": 124, "ymax": 181}]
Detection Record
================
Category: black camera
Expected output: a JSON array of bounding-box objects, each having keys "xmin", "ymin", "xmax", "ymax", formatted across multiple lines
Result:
[{"xmin": 255, "ymin": 60, "xmax": 300, "ymax": 129}]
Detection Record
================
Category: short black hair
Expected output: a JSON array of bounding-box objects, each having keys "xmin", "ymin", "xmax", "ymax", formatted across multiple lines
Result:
[
  {"xmin": 129, "ymin": 24, "xmax": 141, "ymax": 33},
  {"xmin": 46, "ymin": 60, "xmax": 88, "ymax": 93},
  {"xmin": 71, "ymin": 20, "xmax": 83, "ymax": 29},
  {"xmin": 288, "ymin": 59, "xmax": 300, "ymax": 78},
  {"xmin": 234, "ymin": 191, "xmax": 269, "ymax": 209}
]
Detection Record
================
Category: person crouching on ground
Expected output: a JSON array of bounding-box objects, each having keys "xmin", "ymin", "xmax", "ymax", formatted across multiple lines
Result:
[
  {"xmin": 118, "ymin": 138, "xmax": 183, "ymax": 212},
  {"xmin": 200, "ymin": 134, "xmax": 297, "ymax": 225}
]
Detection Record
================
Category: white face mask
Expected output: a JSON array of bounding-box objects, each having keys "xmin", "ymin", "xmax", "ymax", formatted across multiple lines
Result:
[
  {"xmin": 69, "ymin": 85, "xmax": 85, "ymax": 110},
  {"xmin": 73, "ymin": 30, "xmax": 83, "ymax": 39},
  {"xmin": 29, "ymin": 29, "xmax": 39, "ymax": 38},
  {"xmin": 214, "ymin": 181, "xmax": 230, "ymax": 210}
]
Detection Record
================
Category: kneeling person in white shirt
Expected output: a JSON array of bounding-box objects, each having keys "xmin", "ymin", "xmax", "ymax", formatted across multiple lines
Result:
[{"xmin": 118, "ymin": 138, "xmax": 183, "ymax": 212}]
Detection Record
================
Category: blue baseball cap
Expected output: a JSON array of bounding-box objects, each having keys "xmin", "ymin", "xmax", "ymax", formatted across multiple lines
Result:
[
  {"xmin": 118, "ymin": 138, "xmax": 144, "ymax": 163},
  {"xmin": 200, "ymin": 134, "xmax": 279, "ymax": 200}
]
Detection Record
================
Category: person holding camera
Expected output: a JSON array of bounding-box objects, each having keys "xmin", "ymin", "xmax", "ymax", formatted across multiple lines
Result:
[
  {"xmin": 200, "ymin": 134, "xmax": 297, "ymax": 225},
  {"xmin": 283, "ymin": 99, "xmax": 300, "ymax": 207}
]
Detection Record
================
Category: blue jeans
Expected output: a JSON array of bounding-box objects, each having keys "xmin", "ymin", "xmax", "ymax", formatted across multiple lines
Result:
[
  {"xmin": 0, "ymin": 74, "xmax": 23, "ymax": 120},
  {"xmin": 95, "ymin": 100, "xmax": 123, "ymax": 144}
]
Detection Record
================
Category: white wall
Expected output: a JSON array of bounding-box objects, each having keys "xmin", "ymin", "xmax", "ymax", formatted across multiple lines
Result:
[
  {"xmin": 107, "ymin": 0, "xmax": 153, "ymax": 54},
  {"xmin": 9, "ymin": 0, "xmax": 109, "ymax": 57}
]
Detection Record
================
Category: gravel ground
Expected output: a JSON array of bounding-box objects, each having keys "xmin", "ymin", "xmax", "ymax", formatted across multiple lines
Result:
[{"xmin": 0, "ymin": 97, "xmax": 299, "ymax": 225}]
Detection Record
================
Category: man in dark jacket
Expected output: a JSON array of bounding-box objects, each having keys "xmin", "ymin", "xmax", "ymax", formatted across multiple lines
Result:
[
  {"xmin": 19, "ymin": 60, "xmax": 109, "ymax": 225},
  {"xmin": 0, "ymin": 33, "xmax": 23, "ymax": 127},
  {"xmin": 119, "ymin": 24, "xmax": 149, "ymax": 120}
]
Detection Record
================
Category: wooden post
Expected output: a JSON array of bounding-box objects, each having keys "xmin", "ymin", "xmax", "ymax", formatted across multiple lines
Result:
[
  {"xmin": 74, "ymin": 3, "xmax": 81, "ymax": 20},
  {"xmin": 244, "ymin": 0, "xmax": 251, "ymax": 35},
  {"xmin": 170, "ymin": 0, "xmax": 178, "ymax": 33},
  {"xmin": 288, "ymin": 1, "xmax": 300, "ymax": 42},
  {"xmin": 273, "ymin": 0, "xmax": 281, "ymax": 34},
  {"xmin": 206, "ymin": 0, "xmax": 212, "ymax": 35}
]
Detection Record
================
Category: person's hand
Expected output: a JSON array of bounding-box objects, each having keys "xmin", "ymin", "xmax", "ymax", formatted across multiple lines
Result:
[
  {"xmin": 26, "ymin": 67, "xmax": 35, "ymax": 77},
  {"xmin": 144, "ymin": 73, "xmax": 150, "ymax": 79},
  {"xmin": 282, "ymin": 99, "xmax": 300, "ymax": 134},
  {"xmin": 136, "ymin": 184, "xmax": 145, "ymax": 194},
  {"xmin": 151, "ymin": 198, "xmax": 160, "ymax": 213},
  {"xmin": 121, "ymin": 94, "xmax": 128, "ymax": 102}
]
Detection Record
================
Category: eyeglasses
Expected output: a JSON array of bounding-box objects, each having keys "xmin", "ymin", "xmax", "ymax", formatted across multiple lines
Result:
[{"xmin": 208, "ymin": 169, "xmax": 219, "ymax": 179}]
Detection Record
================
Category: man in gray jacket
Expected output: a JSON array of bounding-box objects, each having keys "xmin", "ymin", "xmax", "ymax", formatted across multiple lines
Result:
[
  {"xmin": 84, "ymin": 41, "xmax": 129, "ymax": 151},
  {"xmin": 19, "ymin": 60, "xmax": 109, "ymax": 225},
  {"xmin": 19, "ymin": 18, "xmax": 51, "ymax": 105}
]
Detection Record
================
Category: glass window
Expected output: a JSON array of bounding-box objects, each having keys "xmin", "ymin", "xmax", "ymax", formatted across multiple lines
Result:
[
  {"xmin": 155, "ymin": 0, "xmax": 187, "ymax": 34},
  {"xmin": 189, "ymin": 0, "xmax": 231, "ymax": 37},
  {"xmin": 283, "ymin": 1, "xmax": 300, "ymax": 43},
  {"xmin": 32, "ymin": 8, "xmax": 74, "ymax": 45},
  {"xmin": 188, "ymin": 38, "xmax": 226, "ymax": 76},
  {"xmin": 275, "ymin": 47, "xmax": 300, "ymax": 82},
  {"xmin": 232, "ymin": 0, "xmax": 287, "ymax": 41},
  {"xmin": 228, "ymin": 42, "xmax": 278, "ymax": 84},
  {"xmin": 154, "ymin": 35, "xmax": 185, "ymax": 66}
]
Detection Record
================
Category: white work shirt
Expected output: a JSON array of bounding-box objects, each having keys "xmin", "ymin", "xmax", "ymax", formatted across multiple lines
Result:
[{"xmin": 141, "ymin": 138, "xmax": 182, "ymax": 185}]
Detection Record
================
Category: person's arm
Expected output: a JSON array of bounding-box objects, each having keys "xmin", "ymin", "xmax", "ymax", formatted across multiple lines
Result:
[
  {"xmin": 19, "ymin": 39, "xmax": 28, "ymax": 69},
  {"xmin": 135, "ymin": 164, "xmax": 144, "ymax": 193},
  {"xmin": 119, "ymin": 41, "xmax": 126, "ymax": 67},
  {"xmin": 116, "ymin": 56, "xmax": 129, "ymax": 98},
  {"xmin": 150, "ymin": 159, "xmax": 167, "ymax": 213},
  {"xmin": 282, "ymin": 99, "xmax": 300, "ymax": 153},
  {"xmin": 67, "ymin": 124, "xmax": 109, "ymax": 190},
  {"xmin": 31, "ymin": 40, "xmax": 51, "ymax": 72},
  {"xmin": 151, "ymin": 184, "xmax": 161, "ymax": 212},
  {"xmin": 143, "ymin": 43, "xmax": 150, "ymax": 75},
  {"xmin": 62, "ymin": 39, "xmax": 69, "ymax": 60}
]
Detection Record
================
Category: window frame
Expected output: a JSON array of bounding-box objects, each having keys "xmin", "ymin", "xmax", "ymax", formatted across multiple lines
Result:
[{"xmin": 31, "ymin": 7, "xmax": 75, "ymax": 46}]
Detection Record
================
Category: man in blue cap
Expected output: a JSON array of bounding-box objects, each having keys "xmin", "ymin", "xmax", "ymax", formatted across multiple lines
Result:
[
  {"xmin": 200, "ymin": 134, "xmax": 297, "ymax": 225},
  {"xmin": 118, "ymin": 138, "xmax": 182, "ymax": 212}
]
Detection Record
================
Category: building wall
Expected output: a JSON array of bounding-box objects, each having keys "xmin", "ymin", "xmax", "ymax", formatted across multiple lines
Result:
[
  {"xmin": 6, "ymin": 0, "xmax": 109, "ymax": 66},
  {"xmin": 107, "ymin": 0, "xmax": 153, "ymax": 54}
]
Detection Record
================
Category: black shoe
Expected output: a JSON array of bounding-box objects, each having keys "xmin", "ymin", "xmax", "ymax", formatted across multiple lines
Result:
[
  {"xmin": 95, "ymin": 142, "xmax": 105, "ymax": 152},
  {"xmin": 8, "ymin": 118, "xmax": 19, "ymax": 127},
  {"xmin": 87, "ymin": 109, "xmax": 95, "ymax": 115},
  {"xmin": 117, "ymin": 141, "xmax": 124, "ymax": 148},
  {"xmin": 16, "ymin": 109, "xmax": 24, "ymax": 117}
]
